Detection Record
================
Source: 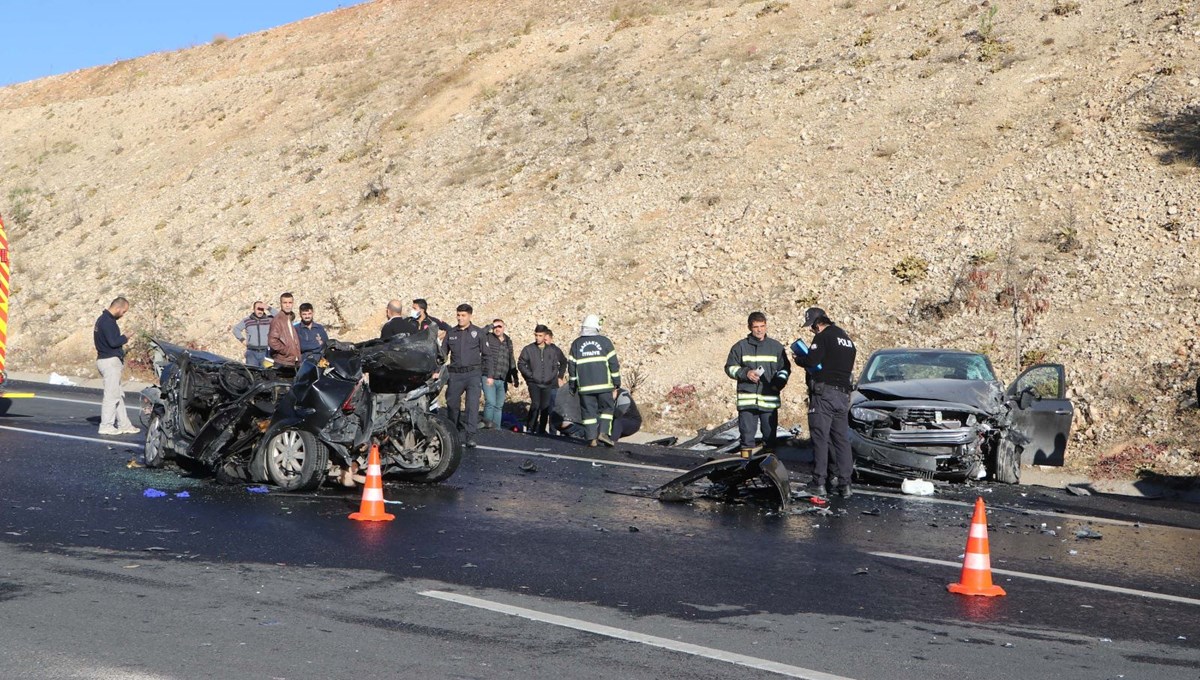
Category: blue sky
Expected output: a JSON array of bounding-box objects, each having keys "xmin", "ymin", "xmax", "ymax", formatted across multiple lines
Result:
[{"xmin": 0, "ymin": 1, "xmax": 366, "ymax": 86}]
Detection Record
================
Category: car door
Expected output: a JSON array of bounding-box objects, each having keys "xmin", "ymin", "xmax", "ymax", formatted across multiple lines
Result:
[{"xmin": 1006, "ymin": 363, "xmax": 1073, "ymax": 466}]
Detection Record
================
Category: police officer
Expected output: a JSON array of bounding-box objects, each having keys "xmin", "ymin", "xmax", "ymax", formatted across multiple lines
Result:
[
  {"xmin": 439, "ymin": 303, "xmax": 484, "ymax": 448},
  {"xmin": 725, "ymin": 311, "xmax": 790, "ymax": 458},
  {"xmin": 567, "ymin": 314, "xmax": 621, "ymax": 447},
  {"xmin": 793, "ymin": 307, "xmax": 857, "ymax": 497}
]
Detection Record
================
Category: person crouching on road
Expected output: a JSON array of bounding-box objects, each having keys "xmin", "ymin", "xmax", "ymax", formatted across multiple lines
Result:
[
  {"xmin": 612, "ymin": 387, "xmax": 642, "ymax": 442},
  {"xmin": 267, "ymin": 292, "xmax": 301, "ymax": 372},
  {"xmin": 481, "ymin": 318, "xmax": 518, "ymax": 430},
  {"xmin": 567, "ymin": 314, "xmax": 621, "ymax": 447},
  {"xmin": 232, "ymin": 300, "xmax": 273, "ymax": 367},
  {"xmin": 439, "ymin": 303, "xmax": 484, "ymax": 448},
  {"xmin": 793, "ymin": 306, "xmax": 857, "ymax": 498},
  {"xmin": 725, "ymin": 311, "xmax": 790, "ymax": 458},
  {"xmin": 94, "ymin": 296, "xmax": 139, "ymax": 436},
  {"xmin": 295, "ymin": 302, "xmax": 329, "ymax": 364},
  {"xmin": 518, "ymin": 324, "xmax": 567, "ymax": 434}
]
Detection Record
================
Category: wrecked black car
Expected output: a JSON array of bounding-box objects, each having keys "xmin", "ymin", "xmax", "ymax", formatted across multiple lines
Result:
[
  {"xmin": 849, "ymin": 348, "xmax": 1073, "ymax": 484},
  {"xmin": 140, "ymin": 331, "xmax": 461, "ymax": 490}
]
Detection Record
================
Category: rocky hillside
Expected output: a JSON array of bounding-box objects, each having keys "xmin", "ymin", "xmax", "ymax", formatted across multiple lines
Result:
[{"xmin": 1, "ymin": 0, "xmax": 1197, "ymax": 475}]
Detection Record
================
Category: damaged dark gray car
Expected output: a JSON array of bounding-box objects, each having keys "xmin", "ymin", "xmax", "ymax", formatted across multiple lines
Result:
[{"xmin": 849, "ymin": 349, "xmax": 1073, "ymax": 484}]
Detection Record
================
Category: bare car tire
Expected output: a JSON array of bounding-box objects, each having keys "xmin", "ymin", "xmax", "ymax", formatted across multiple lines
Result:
[
  {"xmin": 143, "ymin": 415, "xmax": 168, "ymax": 468},
  {"xmin": 992, "ymin": 439, "xmax": 1021, "ymax": 484},
  {"xmin": 403, "ymin": 415, "xmax": 463, "ymax": 484},
  {"xmin": 264, "ymin": 429, "xmax": 328, "ymax": 491}
]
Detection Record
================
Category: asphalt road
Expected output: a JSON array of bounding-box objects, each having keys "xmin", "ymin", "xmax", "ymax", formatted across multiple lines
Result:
[{"xmin": 1, "ymin": 381, "xmax": 1198, "ymax": 680}]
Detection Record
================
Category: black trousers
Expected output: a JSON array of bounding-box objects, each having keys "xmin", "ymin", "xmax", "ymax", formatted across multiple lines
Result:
[
  {"xmin": 737, "ymin": 408, "xmax": 779, "ymax": 449},
  {"xmin": 445, "ymin": 370, "xmax": 482, "ymax": 437},
  {"xmin": 808, "ymin": 385, "xmax": 852, "ymax": 486},
  {"xmin": 579, "ymin": 390, "xmax": 615, "ymax": 441},
  {"xmin": 526, "ymin": 383, "xmax": 555, "ymax": 433}
]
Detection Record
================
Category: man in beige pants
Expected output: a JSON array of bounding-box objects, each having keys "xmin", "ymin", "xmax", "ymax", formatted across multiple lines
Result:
[{"xmin": 93, "ymin": 297, "xmax": 138, "ymax": 435}]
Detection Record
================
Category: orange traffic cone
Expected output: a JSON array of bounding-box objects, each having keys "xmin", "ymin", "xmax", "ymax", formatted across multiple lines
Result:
[
  {"xmin": 947, "ymin": 497, "xmax": 1005, "ymax": 597},
  {"xmin": 349, "ymin": 444, "xmax": 395, "ymax": 522}
]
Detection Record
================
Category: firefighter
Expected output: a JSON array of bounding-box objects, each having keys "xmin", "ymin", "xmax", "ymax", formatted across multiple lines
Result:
[
  {"xmin": 567, "ymin": 314, "xmax": 621, "ymax": 447},
  {"xmin": 725, "ymin": 311, "xmax": 790, "ymax": 457},
  {"xmin": 793, "ymin": 306, "xmax": 857, "ymax": 497}
]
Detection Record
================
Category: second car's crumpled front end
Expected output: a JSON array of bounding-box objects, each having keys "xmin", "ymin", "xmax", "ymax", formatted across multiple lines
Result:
[{"xmin": 849, "ymin": 380, "xmax": 1008, "ymax": 481}]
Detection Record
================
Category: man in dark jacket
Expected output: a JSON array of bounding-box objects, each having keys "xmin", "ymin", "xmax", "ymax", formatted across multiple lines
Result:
[
  {"xmin": 232, "ymin": 300, "xmax": 273, "ymax": 366},
  {"xmin": 518, "ymin": 324, "xmax": 567, "ymax": 434},
  {"xmin": 793, "ymin": 306, "xmax": 857, "ymax": 497},
  {"xmin": 381, "ymin": 299, "xmax": 416, "ymax": 339},
  {"xmin": 725, "ymin": 311, "xmax": 791, "ymax": 457},
  {"xmin": 480, "ymin": 318, "xmax": 518, "ymax": 430},
  {"xmin": 412, "ymin": 298, "xmax": 450, "ymax": 337},
  {"xmin": 295, "ymin": 303, "xmax": 329, "ymax": 363},
  {"xmin": 94, "ymin": 297, "xmax": 138, "ymax": 436},
  {"xmin": 567, "ymin": 314, "xmax": 621, "ymax": 447},
  {"xmin": 439, "ymin": 303, "xmax": 484, "ymax": 447}
]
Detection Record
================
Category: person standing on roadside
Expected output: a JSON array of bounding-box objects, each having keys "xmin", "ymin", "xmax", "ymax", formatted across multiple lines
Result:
[
  {"xmin": 412, "ymin": 298, "xmax": 450, "ymax": 340},
  {"xmin": 438, "ymin": 303, "xmax": 484, "ymax": 447},
  {"xmin": 381, "ymin": 299, "xmax": 416, "ymax": 339},
  {"xmin": 295, "ymin": 302, "xmax": 329, "ymax": 364},
  {"xmin": 518, "ymin": 324, "xmax": 567, "ymax": 434},
  {"xmin": 725, "ymin": 311, "xmax": 790, "ymax": 458},
  {"xmin": 480, "ymin": 318, "xmax": 518, "ymax": 430},
  {"xmin": 94, "ymin": 296, "xmax": 138, "ymax": 436},
  {"xmin": 793, "ymin": 306, "xmax": 857, "ymax": 498},
  {"xmin": 267, "ymin": 292, "xmax": 301, "ymax": 371},
  {"xmin": 567, "ymin": 314, "xmax": 621, "ymax": 447},
  {"xmin": 232, "ymin": 301, "xmax": 274, "ymax": 367}
]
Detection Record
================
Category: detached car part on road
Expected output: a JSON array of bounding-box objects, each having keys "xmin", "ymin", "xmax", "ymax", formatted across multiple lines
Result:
[
  {"xmin": 653, "ymin": 453, "xmax": 791, "ymax": 510},
  {"xmin": 140, "ymin": 331, "xmax": 462, "ymax": 490},
  {"xmin": 849, "ymin": 348, "xmax": 1073, "ymax": 484}
]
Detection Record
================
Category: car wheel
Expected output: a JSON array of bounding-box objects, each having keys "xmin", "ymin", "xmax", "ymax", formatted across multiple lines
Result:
[
  {"xmin": 402, "ymin": 415, "xmax": 463, "ymax": 484},
  {"xmin": 264, "ymin": 429, "xmax": 328, "ymax": 491},
  {"xmin": 992, "ymin": 439, "xmax": 1021, "ymax": 484},
  {"xmin": 143, "ymin": 415, "xmax": 168, "ymax": 468}
]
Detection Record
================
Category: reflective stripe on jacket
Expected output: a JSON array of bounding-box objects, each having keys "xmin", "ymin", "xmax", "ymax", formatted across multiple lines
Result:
[
  {"xmin": 725, "ymin": 334, "xmax": 790, "ymax": 410},
  {"xmin": 568, "ymin": 334, "xmax": 620, "ymax": 394}
]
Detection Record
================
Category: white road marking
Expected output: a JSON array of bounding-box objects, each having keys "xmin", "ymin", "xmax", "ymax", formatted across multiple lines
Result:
[
  {"xmin": 0, "ymin": 425, "xmax": 145, "ymax": 448},
  {"xmin": 477, "ymin": 444, "xmax": 685, "ymax": 473},
  {"xmin": 421, "ymin": 590, "xmax": 856, "ymax": 680},
  {"xmin": 31, "ymin": 394, "xmax": 141, "ymax": 411},
  {"xmin": 871, "ymin": 552, "xmax": 1200, "ymax": 606},
  {"xmin": 853, "ymin": 489, "xmax": 1151, "ymax": 528},
  {"xmin": 475, "ymin": 446, "xmax": 1181, "ymax": 530}
]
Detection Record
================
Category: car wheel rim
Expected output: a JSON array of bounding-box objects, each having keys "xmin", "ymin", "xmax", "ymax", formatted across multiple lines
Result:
[
  {"xmin": 270, "ymin": 431, "xmax": 305, "ymax": 479},
  {"xmin": 145, "ymin": 417, "xmax": 161, "ymax": 460}
]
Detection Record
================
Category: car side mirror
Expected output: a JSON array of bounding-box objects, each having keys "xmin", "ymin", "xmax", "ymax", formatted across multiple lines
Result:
[{"xmin": 1018, "ymin": 387, "xmax": 1036, "ymax": 409}]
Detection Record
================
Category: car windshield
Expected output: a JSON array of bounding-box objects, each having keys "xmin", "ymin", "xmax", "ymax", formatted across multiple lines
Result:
[{"xmin": 860, "ymin": 351, "xmax": 996, "ymax": 384}]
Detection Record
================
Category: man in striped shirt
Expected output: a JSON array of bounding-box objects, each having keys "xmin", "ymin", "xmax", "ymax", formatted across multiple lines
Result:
[{"xmin": 725, "ymin": 311, "xmax": 791, "ymax": 458}]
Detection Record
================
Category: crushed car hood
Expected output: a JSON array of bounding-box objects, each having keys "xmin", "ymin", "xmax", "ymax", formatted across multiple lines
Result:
[
  {"xmin": 151, "ymin": 338, "xmax": 234, "ymax": 365},
  {"xmin": 855, "ymin": 379, "xmax": 1005, "ymax": 413}
]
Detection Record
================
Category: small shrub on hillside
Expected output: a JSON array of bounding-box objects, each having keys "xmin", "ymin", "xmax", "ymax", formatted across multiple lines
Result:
[
  {"xmin": 1020, "ymin": 349, "xmax": 1049, "ymax": 368},
  {"xmin": 666, "ymin": 384, "xmax": 698, "ymax": 407},
  {"xmin": 854, "ymin": 28, "xmax": 875, "ymax": 46},
  {"xmin": 891, "ymin": 255, "xmax": 929, "ymax": 284},
  {"xmin": 6, "ymin": 187, "xmax": 35, "ymax": 227},
  {"xmin": 1051, "ymin": 0, "xmax": 1081, "ymax": 16},
  {"xmin": 756, "ymin": 1, "xmax": 789, "ymax": 17},
  {"xmin": 1090, "ymin": 442, "xmax": 1165, "ymax": 479}
]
